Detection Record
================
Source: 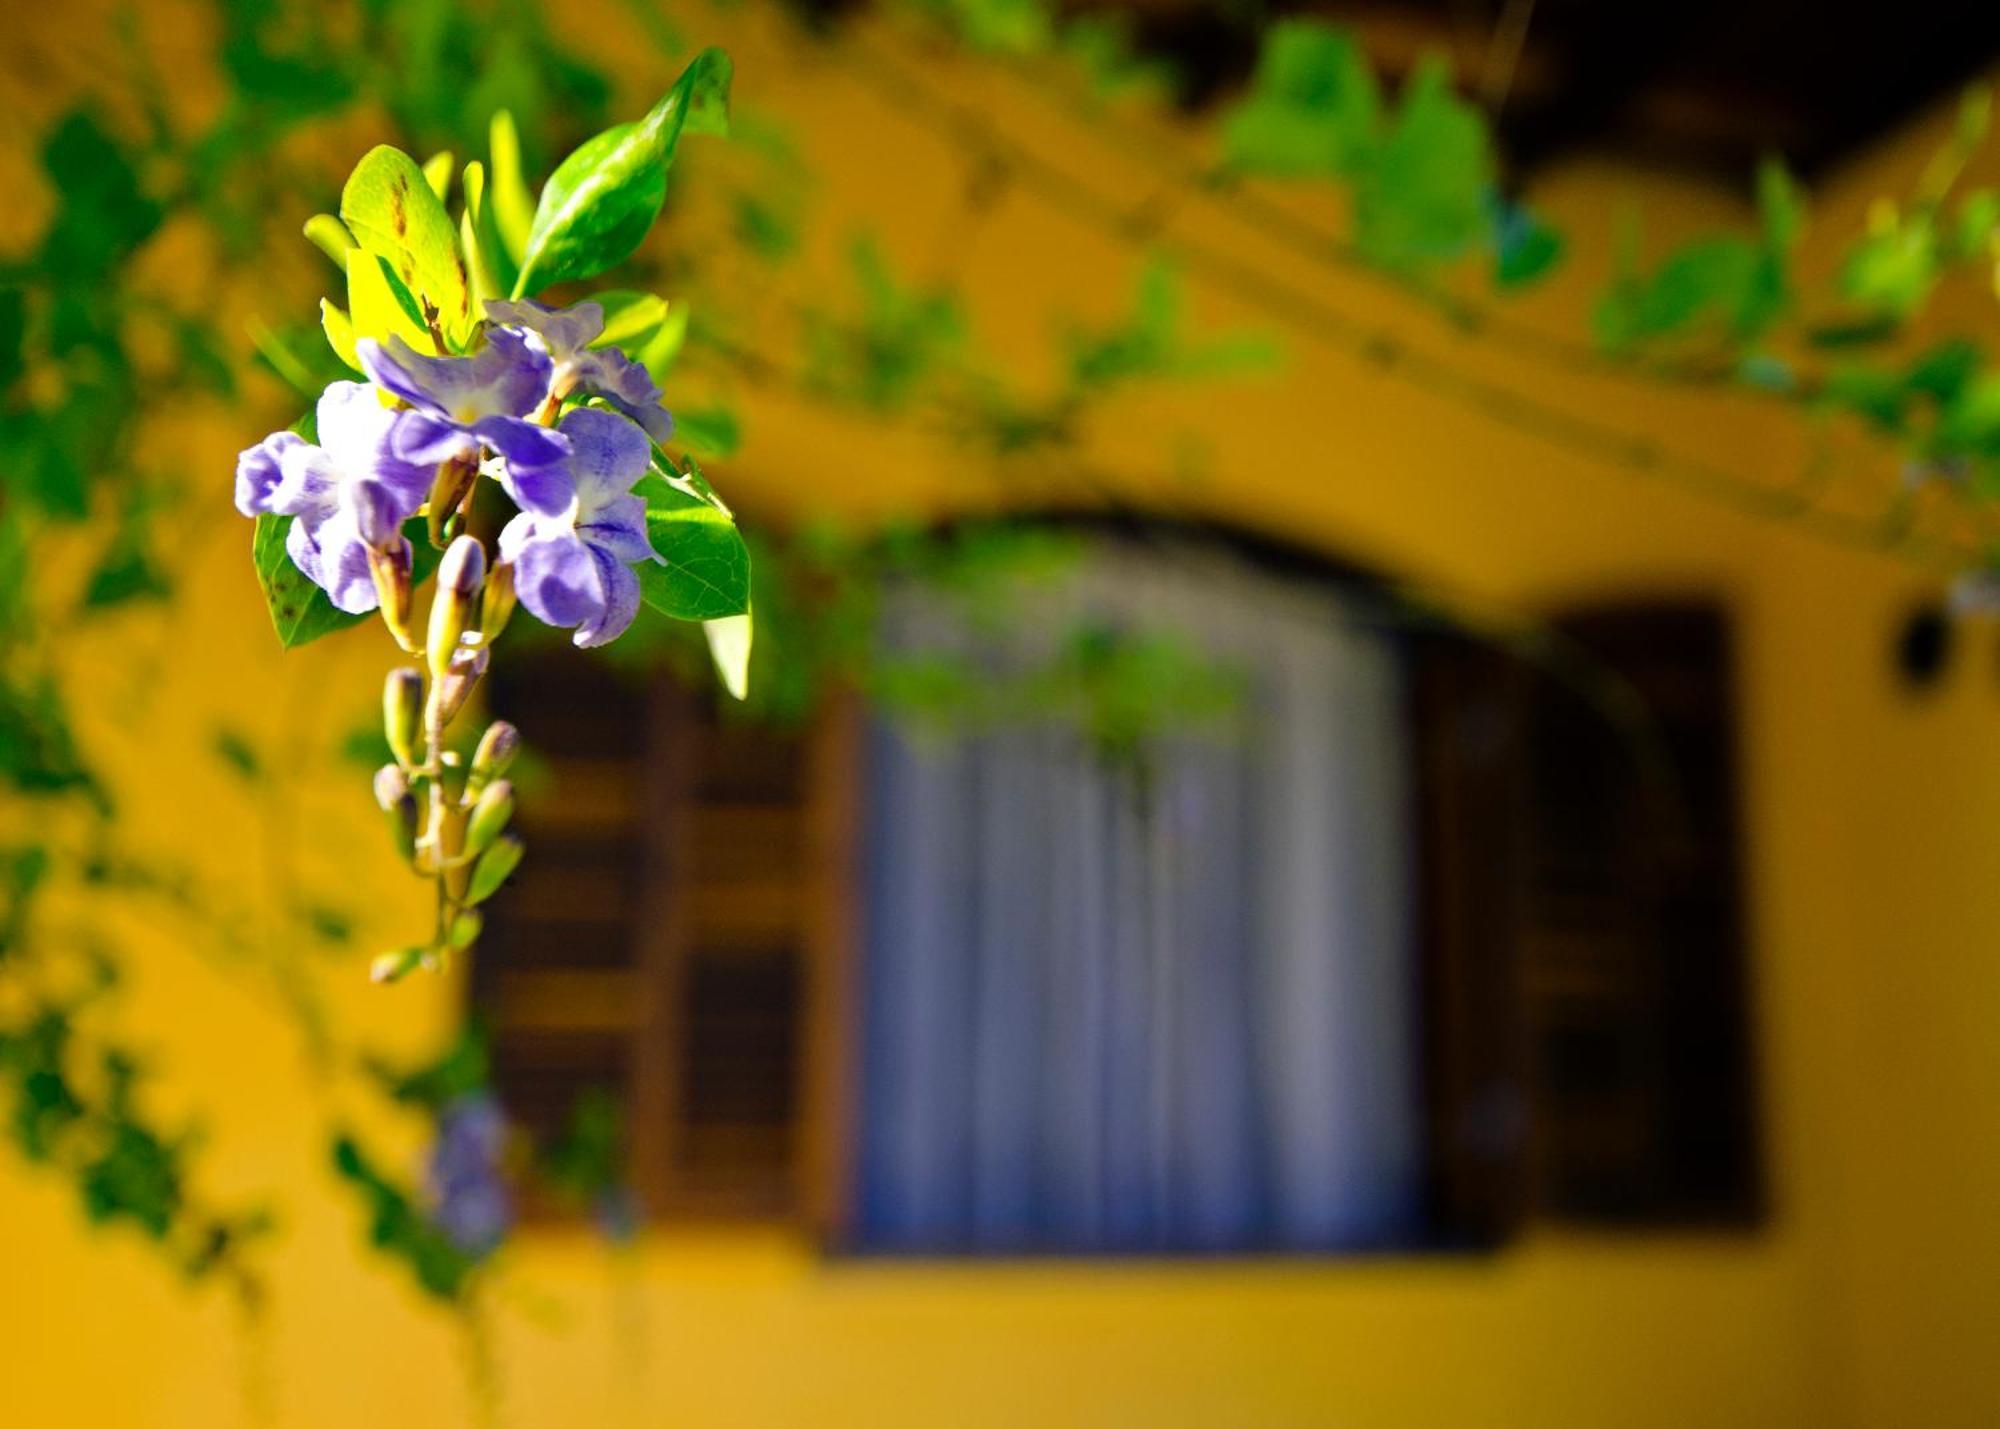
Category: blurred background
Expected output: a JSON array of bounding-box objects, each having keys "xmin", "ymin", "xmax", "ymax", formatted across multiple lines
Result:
[{"xmin": 6, "ymin": 0, "xmax": 2000, "ymax": 1424}]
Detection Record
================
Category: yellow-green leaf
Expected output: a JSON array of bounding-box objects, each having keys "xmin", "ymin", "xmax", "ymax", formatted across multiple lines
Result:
[
  {"xmin": 459, "ymin": 158, "xmax": 520, "ymax": 308},
  {"xmin": 346, "ymin": 247, "xmax": 431, "ymax": 352},
  {"xmin": 590, "ymin": 290, "xmax": 671, "ymax": 349},
  {"xmin": 321, "ymin": 297, "xmax": 359, "ymax": 371},
  {"xmin": 422, "ymin": 150, "xmax": 454, "ymax": 202},
  {"xmin": 636, "ymin": 301, "xmax": 690, "ymax": 383},
  {"xmin": 488, "ymin": 111, "xmax": 534, "ymax": 264},
  {"xmin": 704, "ymin": 611, "xmax": 752, "ymax": 700},
  {"xmin": 340, "ymin": 145, "xmax": 473, "ymax": 347},
  {"xmin": 304, "ymin": 213, "xmax": 355, "ymax": 267}
]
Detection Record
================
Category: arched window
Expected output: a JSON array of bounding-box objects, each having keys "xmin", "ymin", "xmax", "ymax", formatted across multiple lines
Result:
[{"xmin": 475, "ymin": 523, "xmax": 1761, "ymax": 1249}]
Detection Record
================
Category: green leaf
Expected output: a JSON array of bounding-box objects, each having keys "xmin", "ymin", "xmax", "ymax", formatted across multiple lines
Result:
[
  {"xmin": 39, "ymin": 112, "xmax": 160, "ymax": 284},
  {"xmin": 513, "ymin": 48, "xmax": 732, "ymax": 296},
  {"xmin": 1492, "ymin": 202, "xmax": 1563, "ymax": 288},
  {"xmin": 1221, "ymin": 21, "xmax": 1380, "ymax": 178},
  {"xmin": 213, "ymin": 728, "xmax": 263, "ymax": 783},
  {"xmin": 1354, "ymin": 57, "xmax": 1493, "ymax": 266},
  {"xmin": 1953, "ymin": 188, "xmax": 2000, "ymax": 258},
  {"xmin": 704, "ymin": 612, "xmax": 753, "ymax": 700},
  {"xmin": 82, "ymin": 541, "xmax": 169, "ymax": 608},
  {"xmin": 670, "ymin": 405, "xmax": 740, "ymax": 456},
  {"xmin": 1840, "ymin": 213, "xmax": 1939, "ymax": 318},
  {"xmin": 1594, "ymin": 237, "xmax": 1768, "ymax": 350},
  {"xmin": 253, "ymin": 504, "xmax": 439, "ymax": 652},
  {"xmin": 633, "ymin": 461, "xmax": 751, "ymax": 620},
  {"xmin": 253, "ymin": 512, "xmax": 366, "ymax": 650},
  {"xmin": 1905, "ymin": 339, "xmax": 1983, "ymax": 405},
  {"xmin": 1821, "ymin": 362, "xmax": 1908, "ymax": 433},
  {"xmin": 1757, "ymin": 159, "xmax": 1806, "ymax": 252},
  {"xmin": 340, "ymin": 145, "xmax": 473, "ymax": 347}
]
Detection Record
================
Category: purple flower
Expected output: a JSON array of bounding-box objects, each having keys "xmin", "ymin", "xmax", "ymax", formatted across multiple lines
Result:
[
  {"xmin": 427, "ymin": 1093, "xmax": 513, "ymax": 1258},
  {"xmin": 498, "ymin": 407, "xmax": 660, "ymax": 649},
  {"xmin": 357, "ymin": 330, "xmax": 573, "ymax": 516},
  {"xmin": 234, "ymin": 382, "xmax": 433, "ymax": 613},
  {"xmin": 485, "ymin": 298, "xmax": 675, "ymax": 445}
]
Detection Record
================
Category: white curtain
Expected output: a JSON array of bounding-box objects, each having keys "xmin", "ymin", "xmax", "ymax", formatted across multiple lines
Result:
[{"xmin": 856, "ymin": 538, "xmax": 1422, "ymax": 1252}]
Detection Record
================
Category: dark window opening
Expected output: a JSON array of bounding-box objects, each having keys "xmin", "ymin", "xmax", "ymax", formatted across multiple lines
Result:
[{"xmin": 473, "ymin": 531, "xmax": 1761, "ymax": 1250}]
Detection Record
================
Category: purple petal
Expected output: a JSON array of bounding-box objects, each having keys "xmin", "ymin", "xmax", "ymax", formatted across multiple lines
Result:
[
  {"xmin": 472, "ymin": 414, "xmax": 570, "ymax": 475},
  {"xmin": 284, "ymin": 509, "xmax": 323, "ymax": 588},
  {"xmin": 348, "ymin": 479, "xmax": 411, "ymax": 547},
  {"xmin": 484, "ymin": 298, "xmax": 604, "ymax": 359},
  {"xmin": 575, "ymin": 547, "xmax": 641, "ymax": 648},
  {"xmin": 492, "ymin": 455, "xmax": 575, "ymax": 519},
  {"xmin": 579, "ymin": 492, "xmax": 657, "ymax": 566},
  {"xmin": 389, "ymin": 410, "xmax": 478, "ymax": 467},
  {"xmin": 503, "ymin": 519, "xmax": 604, "ymax": 630},
  {"xmin": 572, "ymin": 346, "xmax": 662, "ymax": 409},
  {"xmin": 235, "ymin": 431, "xmax": 305, "ymax": 516},
  {"xmin": 316, "ymin": 381, "xmax": 434, "ymax": 512},
  {"xmin": 359, "ymin": 330, "xmax": 552, "ymax": 423},
  {"xmin": 558, "ymin": 406, "xmax": 651, "ymax": 505},
  {"xmin": 289, "ymin": 507, "xmax": 379, "ymax": 614},
  {"xmin": 614, "ymin": 399, "xmax": 676, "ymax": 445},
  {"xmin": 270, "ymin": 441, "xmax": 341, "ymax": 519}
]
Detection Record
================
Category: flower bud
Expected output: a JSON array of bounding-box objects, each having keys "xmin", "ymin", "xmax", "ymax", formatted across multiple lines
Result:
[
  {"xmin": 431, "ymin": 645, "xmax": 489, "ymax": 730},
  {"xmin": 373, "ymin": 764, "xmax": 420, "ymax": 864},
  {"xmin": 464, "ymin": 778, "xmax": 514, "ymax": 857},
  {"xmin": 448, "ymin": 909, "xmax": 483, "ymax": 951},
  {"xmin": 426, "ymin": 455, "xmax": 479, "ymax": 550},
  {"xmin": 372, "ymin": 763, "xmax": 409, "ymax": 810},
  {"xmin": 428, "ymin": 536, "xmax": 486, "ymax": 678},
  {"xmin": 465, "ymin": 721, "xmax": 519, "ymax": 802},
  {"xmin": 466, "ymin": 833, "xmax": 525, "ymax": 906},
  {"xmin": 383, "ymin": 668, "xmax": 423, "ymax": 768},
  {"xmin": 370, "ymin": 945, "xmax": 432, "ymax": 985},
  {"xmin": 480, "ymin": 561, "xmax": 517, "ymax": 643},
  {"xmin": 368, "ymin": 537, "xmax": 416, "ymax": 651}
]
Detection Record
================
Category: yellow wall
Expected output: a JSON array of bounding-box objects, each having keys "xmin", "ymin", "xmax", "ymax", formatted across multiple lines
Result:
[{"xmin": 5, "ymin": 4, "xmax": 2000, "ymax": 1425}]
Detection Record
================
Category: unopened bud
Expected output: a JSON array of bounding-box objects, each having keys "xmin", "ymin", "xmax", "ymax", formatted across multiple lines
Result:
[
  {"xmin": 425, "ymin": 456, "xmax": 479, "ymax": 550},
  {"xmin": 464, "ymin": 778, "xmax": 514, "ymax": 856},
  {"xmin": 383, "ymin": 668, "xmax": 423, "ymax": 767},
  {"xmin": 481, "ymin": 561, "xmax": 517, "ymax": 643},
  {"xmin": 372, "ymin": 763, "xmax": 409, "ymax": 810},
  {"xmin": 428, "ymin": 536, "xmax": 486, "ymax": 677},
  {"xmin": 373, "ymin": 764, "xmax": 420, "ymax": 863},
  {"xmin": 466, "ymin": 833, "xmax": 525, "ymax": 905},
  {"xmin": 431, "ymin": 645, "xmax": 489, "ymax": 729},
  {"xmin": 368, "ymin": 537, "xmax": 416, "ymax": 651},
  {"xmin": 448, "ymin": 909, "xmax": 483, "ymax": 951},
  {"xmin": 465, "ymin": 721, "xmax": 519, "ymax": 802},
  {"xmin": 370, "ymin": 945, "xmax": 431, "ymax": 984}
]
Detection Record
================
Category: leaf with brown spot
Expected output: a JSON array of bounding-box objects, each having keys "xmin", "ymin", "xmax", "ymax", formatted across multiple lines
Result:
[{"xmin": 341, "ymin": 146, "xmax": 472, "ymax": 349}]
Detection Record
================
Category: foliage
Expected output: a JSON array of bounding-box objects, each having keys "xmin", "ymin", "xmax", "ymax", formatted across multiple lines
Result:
[{"xmin": 10, "ymin": 0, "xmax": 2000, "ymax": 1392}]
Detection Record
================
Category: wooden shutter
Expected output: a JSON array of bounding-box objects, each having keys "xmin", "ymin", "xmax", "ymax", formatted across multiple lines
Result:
[{"xmin": 474, "ymin": 650, "xmax": 856, "ymax": 1224}]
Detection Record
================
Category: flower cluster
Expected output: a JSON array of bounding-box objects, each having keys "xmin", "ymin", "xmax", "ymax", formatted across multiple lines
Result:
[
  {"xmin": 234, "ymin": 297, "xmax": 687, "ymax": 982},
  {"xmin": 235, "ymin": 297, "xmax": 670, "ymax": 648},
  {"xmin": 426, "ymin": 1093, "xmax": 514, "ymax": 1257}
]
